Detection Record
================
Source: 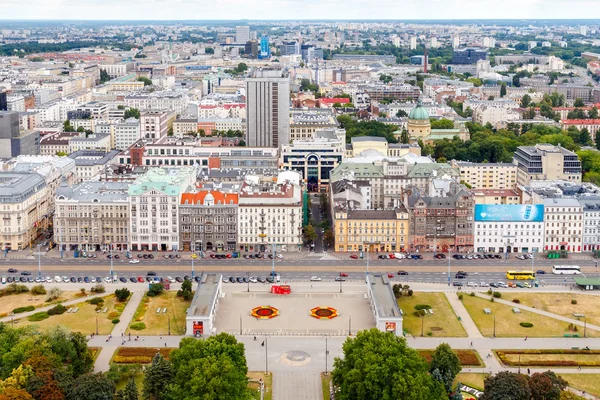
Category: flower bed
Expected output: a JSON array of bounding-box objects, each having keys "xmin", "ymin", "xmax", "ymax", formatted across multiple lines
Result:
[
  {"xmin": 496, "ymin": 349, "xmax": 600, "ymax": 367},
  {"xmin": 419, "ymin": 349, "xmax": 483, "ymax": 367},
  {"xmin": 310, "ymin": 306, "xmax": 339, "ymax": 320},
  {"xmin": 250, "ymin": 306, "xmax": 279, "ymax": 320},
  {"xmin": 112, "ymin": 347, "xmax": 174, "ymax": 364}
]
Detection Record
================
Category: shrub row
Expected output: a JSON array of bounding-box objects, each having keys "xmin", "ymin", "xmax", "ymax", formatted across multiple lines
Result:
[
  {"xmin": 27, "ymin": 312, "xmax": 49, "ymax": 322},
  {"xmin": 13, "ymin": 305, "xmax": 35, "ymax": 314},
  {"xmin": 0, "ymin": 284, "xmax": 30, "ymax": 297},
  {"xmin": 129, "ymin": 322, "xmax": 146, "ymax": 331},
  {"xmin": 519, "ymin": 322, "xmax": 534, "ymax": 328},
  {"xmin": 498, "ymin": 349, "xmax": 600, "ymax": 355},
  {"xmin": 414, "ymin": 304, "xmax": 431, "ymax": 311},
  {"xmin": 47, "ymin": 304, "xmax": 67, "ymax": 315},
  {"xmin": 88, "ymin": 297, "xmax": 104, "ymax": 305},
  {"xmin": 113, "ymin": 347, "xmax": 173, "ymax": 364}
]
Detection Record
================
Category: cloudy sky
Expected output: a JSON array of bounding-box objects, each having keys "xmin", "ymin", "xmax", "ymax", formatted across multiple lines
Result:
[{"xmin": 0, "ymin": 0, "xmax": 598, "ymax": 20}]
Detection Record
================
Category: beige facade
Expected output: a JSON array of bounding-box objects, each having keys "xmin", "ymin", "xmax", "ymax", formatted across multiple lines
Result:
[
  {"xmin": 451, "ymin": 161, "xmax": 518, "ymax": 189},
  {"xmin": 472, "ymin": 189, "xmax": 522, "ymax": 204},
  {"xmin": 334, "ymin": 208, "xmax": 410, "ymax": 253},
  {"xmin": 173, "ymin": 119, "xmax": 198, "ymax": 135},
  {"xmin": 515, "ymin": 144, "xmax": 582, "ymax": 185}
]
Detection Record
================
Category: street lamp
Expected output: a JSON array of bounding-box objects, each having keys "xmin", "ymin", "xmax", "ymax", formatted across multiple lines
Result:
[
  {"xmin": 325, "ymin": 335, "xmax": 329, "ymax": 374},
  {"xmin": 36, "ymin": 244, "xmax": 42, "ymax": 279},
  {"xmin": 447, "ymin": 253, "xmax": 451, "ymax": 286},
  {"xmin": 339, "ymin": 277, "xmax": 343, "ymax": 293},
  {"xmin": 247, "ymin": 271, "xmax": 250, "ymax": 293},
  {"xmin": 421, "ymin": 313, "xmax": 425, "ymax": 337},
  {"xmin": 191, "ymin": 243, "xmax": 195, "ymax": 280},
  {"xmin": 95, "ymin": 314, "xmax": 99, "ymax": 335},
  {"xmin": 493, "ymin": 315, "xmax": 496, "ymax": 338},
  {"xmin": 518, "ymin": 347, "xmax": 521, "ymax": 374},
  {"xmin": 109, "ymin": 245, "xmax": 114, "ymax": 278},
  {"xmin": 10, "ymin": 312, "xmax": 14, "ymax": 328},
  {"xmin": 264, "ymin": 335, "xmax": 269, "ymax": 375}
]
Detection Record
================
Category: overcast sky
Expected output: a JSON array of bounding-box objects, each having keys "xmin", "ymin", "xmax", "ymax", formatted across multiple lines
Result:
[{"xmin": 0, "ymin": 0, "xmax": 598, "ymax": 20}]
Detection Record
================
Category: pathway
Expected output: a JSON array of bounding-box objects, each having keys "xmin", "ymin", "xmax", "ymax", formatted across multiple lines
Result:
[
  {"xmin": 445, "ymin": 292, "xmax": 483, "ymax": 338},
  {"xmin": 475, "ymin": 292, "xmax": 600, "ymax": 332}
]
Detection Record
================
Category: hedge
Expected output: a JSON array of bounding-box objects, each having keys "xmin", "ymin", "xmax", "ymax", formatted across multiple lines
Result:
[
  {"xmin": 129, "ymin": 322, "xmax": 146, "ymax": 331},
  {"xmin": 519, "ymin": 322, "xmax": 534, "ymax": 328},
  {"xmin": 89, "ymin": 297, "xmax": 104, "ymax": 305},
  {"xmin": 419, "ymin": 349, "xmax": 483, "ymax": 367},
  {"xmin": 496, "ymin": 350, "xmax": 600, "ymax": 367},
  {"xmin": 47, "ymin": 304, "xmax": 67, "ymax": 315},
  {"xmin": 112, "ymin": 347, "xmax": 173, "ymax": 364},
  {"xmin": 13, "ymin": 305, "xmax": 35, "ymax": 314},
  {"xmin": 414, "ymin": 304, "xmax": 431, "ymax": 310},
  {"xmin": 112, "ymin": 318, "xmax": 120, "ymax": 324},
  {"xmin": 27, "ymin": 312, "xmax": 49, "ymax": 322}
]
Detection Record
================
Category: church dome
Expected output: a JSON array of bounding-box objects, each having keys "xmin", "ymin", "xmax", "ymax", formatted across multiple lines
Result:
[{"xmin": 408, "ymin": 100, "xmax": 430, "ymax": 121}]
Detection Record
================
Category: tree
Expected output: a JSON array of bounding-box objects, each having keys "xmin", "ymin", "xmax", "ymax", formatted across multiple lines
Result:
[
  {"xmin": 303, "ymin": 224, "xmax": 317, "ymax": 243},
  {"xmin": 589, "ymin": 106, "xmax": 599, "ymax": 119},
  {"xmin": 299, "ymin": 78, "xmax": 319, "ymax": 93},
  {"xmin": 143, "ymin": 353, "xmax": 173, "ymax": 400},
  {"xmin": 114, "ymin": 288, "xmax": 131, "ymax": 302},
  {"xmin": 500, "ymin": 83, "xmax": 507, "ymax": 98},
  {"xmin": 379, "ymin": 74, "xmax": 393, "ymax": 84},
  {"xmin": 529, "ymin": 371, "xmax": 567, "ymax": 400},
  {"xmin": 236, "ymin": 140, "xmax": 246, "ymax": 147},
  {"xmin": 480, "ymin": 371, "xmax": 531, "ymax": 400},
  {"xmin": 76, "ymin": 126, "xmax": 84, "ymax": 133},
  {"xmin": 574, "ymin": 98, "xmax": 585, "ymax": 107},
  {"xmin": 579, "ymin": 127, "xmax": 591, "ymax": 145},
  {"xmin": 0, "ymin": 387, "xmax": 33, "ymax": 400},
  {"xmin": 122, "ymin": 377, "xmax": 138, "ymax": 400},
  {"xmin": 396, "ymin": 110, "xmax": 408, "ymax": 118},
  {"xmin": 400, "ymin": 129, "xmax": 410, "ymax": 144},
  {"xmin": 430, "ymin": 119, "xmax": 454, "ymax": 129},
  {"xmin": 429, "ymin": 343, "xmax": 461, "ymax": 394},
  {"xmin": 137, "ymin": 77, "xmax": 152, "ymax": 86},
  {"xmin": 147, "ymin": 284, "xmax": 164, "ymax": 297},
  {"xmin": 66, "ymin": 373, "xmax": 115, "ymax": 400},
  {"xmin": 123, "ymin": 108, "xmax": 140, "ymax": 120},
  {"xmin": 205, "ymin": 47, "xmax": 214, "ymax": 54},
  {"xmin": 63, "ymin": 120, "xmax": 75, "ymax": 132},
  {"xmin": 55, "ymin": 151, "xmax": 68, "ymax": 157},
  {"xmin": 99, "ymin": 69, "xmax": 110, "ymax": 84},
  {"xmin": 166, "ymin": 334, "xmax": 250, "ymax": 400},
  {"xmin": 521, "ymin": 94, "xmax": 532, "ymax": 108},
  {"xmin": 167, "ymin": 127, "xmax": 173, "ymax": 136},
  {"xmin": 596, "ymin": 129, "xmax": 600, "ymax": 150},
  {"xmin": 332, "ymin": 329, "xmax": 446, "ymax": 400}
]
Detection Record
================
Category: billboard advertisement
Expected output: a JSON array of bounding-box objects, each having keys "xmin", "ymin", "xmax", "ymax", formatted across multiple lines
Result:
[{"xmin": 474, "ymin": 204, "xmax": 544, "ymax": 222}]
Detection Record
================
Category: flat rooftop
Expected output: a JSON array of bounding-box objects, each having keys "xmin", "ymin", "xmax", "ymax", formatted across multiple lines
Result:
[
  {"xmin": 368, "ymin": 274, "xmax": 402, "ymax": 318},
  {"xmin": 188, "ymin": 273, "xmax": 221, "ymax": 317}
]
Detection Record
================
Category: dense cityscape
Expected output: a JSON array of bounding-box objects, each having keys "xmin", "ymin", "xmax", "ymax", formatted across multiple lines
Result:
[{"xmin": 1, "ymin": 16, "xmax": 600, "ymax": 400}]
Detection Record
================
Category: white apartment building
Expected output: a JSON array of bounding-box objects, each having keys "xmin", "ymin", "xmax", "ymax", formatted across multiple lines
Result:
[
  {"xmin": 237, "ymin": 173, "xmax": 303, "ymax": 252},
  {"xmin": 54, "ymin": 181, "xmax": 130, "ymax": 252},
  {"xmin": 543, "ymin": 198, "xmax": 583, "ymax": 253},
  {"xmin": 472, "ymin": 105, "xmax": 520, "ymax": 129},
  {"xmin": 96, "ymin": 118, "xmax": 141, "ymax": 150},
  {"xmin": 124, "ymin": 93, "xmax": 189, "ymax": 114},
  {"xmin": 474, "ymin": 204, "xmax": 544, "ymax": 254},
  {"xmin": 128, "ymin": 167, "xmax": 196, "ymax": 251},
  {"xmin": 140, "ymin": 111, "xmax": 176, "ymax": 141},
  {"xmin": 100, "ymin": 64, "xmax": 131, "ymax": 78},
  {"xmin": 451, "ymin": 161, "xmax": 518, "ymax": 189},
  {"xmin": 580, "ymin": 198, "xmax": 600, "ymax": 251},
  {"xmin": 68, "ymin": 150, "xmax": 120, "ymax": 184},
  {"xmin": 69, "ymin": 134, "xmax": 111, "ymax": 153}
]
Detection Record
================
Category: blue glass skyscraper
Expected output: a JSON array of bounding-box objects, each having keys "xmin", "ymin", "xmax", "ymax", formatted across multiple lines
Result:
[{"xmin": 259, "ymin": 36, "xmax": 271, "ymax": 59}]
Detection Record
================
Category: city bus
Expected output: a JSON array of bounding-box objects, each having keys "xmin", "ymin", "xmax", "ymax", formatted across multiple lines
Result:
[
  {"xmin": 552, "ymin": 265, "xmax": 581, "ymax": 275},
  {"xmin": 506, "ymin": 270, "xmax": 536, "ymax": 280}
]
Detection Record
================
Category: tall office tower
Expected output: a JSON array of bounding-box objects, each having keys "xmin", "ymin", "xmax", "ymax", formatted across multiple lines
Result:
[
  {"xmin": 409, "ymin": 36, "xmax": 417, "ymax": 50},
  {"xmin": 236, "ymin": 26, "xmax": 250, "ymax": 43},
  {"xmin": 452, "ymin": 35, "xmax": 460, "ymax": 49},
  {"xmin": 245, "ymin": 70, "xmax": 290, "ymax": 148},
  {"xmin": 259, "ymin": 36, "xmax": 271, "ymax": 59}
]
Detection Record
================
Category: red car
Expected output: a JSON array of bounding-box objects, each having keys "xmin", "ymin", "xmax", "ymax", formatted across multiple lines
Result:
[
  {"xmin": 339, "ymin": 272, "xmax": 348, "ymax": 277},
  {"xmin": 226, "ymin": 253, "xmax": 232, "ymax": 258},
  {"xmin": 387, "ymin": 273, "xmax": 394, "ymax": 278},
  {"xmin": 388, "ymin": 254, "xmax": 396, "ymax": 259},
  {"xmin": 350, "ymin": 255, "xmax": 358, "ymax": 259},
  {"xmin": 209, "ymin": 254, "xmax": 216, "ymax": 259},
  {"xmin": 137, "ymin": 276, "xmax": 144, "ymax": 283}
]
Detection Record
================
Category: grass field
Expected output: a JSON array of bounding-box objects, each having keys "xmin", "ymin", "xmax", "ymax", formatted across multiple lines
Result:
[
  {"xmin": 321, "ymin": 373, "xmax": 332, "ymax": 400},
  {"xmin": 129, "ymin": 291, "xmax": 191, "ymax": 335},
  {"xmin": 248, "ymin": 372, "xmax": 272, "ymax": 400},
  {"xmin": 0, "ymin": 289, "xmax": 78, "ymax": 316},
  {"xmin": 419, "ymin": 349, "xmax": 484, "ymax": 367},
  {"xmin": 514, "ymin": 292, "xmax": 600, "ymax": 329},
  {"xmin": 454, "ymin": 373, "xmax": 488, "ymax": 391},
  {"xmin": 19, "ymin": 294, "xmax": 128, "ymax": 335},
  {"xmin": 115, "ymin": 372, "xmax": 144, "ymax": 396},
  {"xmin": 560, "ymin": 374, "xmax": 600, "ymax": 397},
  {"xmin": 397, "ymin": 292, "xmax": 467, "ymax": 337},
  {"xmin": 461, "ymin": 294, "xmax": 600, "ymax": 338}
]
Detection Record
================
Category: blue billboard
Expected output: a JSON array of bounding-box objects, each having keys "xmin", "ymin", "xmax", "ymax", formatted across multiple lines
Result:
[{"xmin": 474, "ymin": 204, "xmax": 544, "ymax": 222}]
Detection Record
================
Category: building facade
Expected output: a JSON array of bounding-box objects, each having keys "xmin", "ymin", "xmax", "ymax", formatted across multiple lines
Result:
[
  {"xmin": 581, "ymin": 198, "xmax": 600, "ymax": 251},
  {"xmin": 515, "ymin": 144, "xmax": 582, "ymax": 185},
  {"xmin": 451, "ymin": 161, "xmax": 518, "ymax": 189},
  {"xmin": 140, "ymin": 111, "xmax": 177, "ymax": 141},
  {"xmin": 543, "ymin": 198, "xmax": 583, "ymax": 252}
]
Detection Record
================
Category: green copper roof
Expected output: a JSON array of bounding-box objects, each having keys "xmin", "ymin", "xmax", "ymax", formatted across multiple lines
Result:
[
  {"xmin": 408, "ymin": 100, "xmax": 430, "ymax": 121},
  {"xmin": 128, "ymin": 167, "xmax": 196, "ymax": 196}
]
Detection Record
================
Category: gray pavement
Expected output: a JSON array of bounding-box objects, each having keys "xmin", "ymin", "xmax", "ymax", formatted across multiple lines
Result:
[{"xmin": 445, "ymin": 291, "xmax": 483, "ymax": 338}]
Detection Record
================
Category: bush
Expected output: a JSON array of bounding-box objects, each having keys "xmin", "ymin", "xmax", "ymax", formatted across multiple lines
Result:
[
  {"xmin": 520, "ymin": 322, "xmax": 534, "ymax": 328},
  {"xmin": 487, "ymin": 289, "xmax": 493, "ymax": 295},
  {"xmin": 27, "ymin": 312, "xmax": 49, "ymax": 321},
  {"xmin": 414, "ymin": 310, "xmax": 426, "ymax": 317},
  {"xmin": 572, "ymin": 299, "xmax": 578, "ymax": 304},
  {"xmin": 115, "ymin": 288, "xmax": 131, "ymax": 302},
  {"xmin": 147, "ymin": 283, "xmax": 164, "ymax": 297},
  {"xmin": 46, "ymin": 287, "xmax": 62, "ymax": 301},
  {"xmin": 183, "ymin": 291, "xmax": 193, "ymax": 301},
  {"xmin": 89, "ymin": 297, "xmax": 104, "ymax": 305},
  {"xmin": 129, "ymin": 322, "xmax": 146, "ymax": 331},
  {"xmin": 490, "ymin": 297, "xmax": 495, "ymax": 302},
  {"xmin": 47, "ymin": 304, "xmax": 67, "ymax": 315},
  {"xmin": 6, "ymin": 283, "xmax": 29, "ymax": 294},
  {"xmin": 112, "ymin": 318, "xmax": 120, "ymax": 324},
  {"xmin": 470, "ymin": 292, "xmax": 476, "ymax": 297},
  {"xmin": 493, "ymin": 291, "xmax": 502, "ymax": 298},
  {"xmin": 31, "ymin": 285, "xmax": 47, "ymax": 295},
  {"xmin": 176, "ymin": 289, "xmax": 183, "ymax": 298},
  {"xmin": 458, "ymin": 294, "xmax": 463, "ymax": 300},
  {"xmin": 414, "ymin": 304, "xmax": 431, "ymax": 310},
  {"xmin": 113, "ymin": 348, "xmax": 173, "ymax": 364},
  {"xmin": 108, "ymin": 311, "xmax": 119, "ymax": 319},
  {"xmin": 407, "ymin": 289, "xmax": 413, "ymax": 296},
  {"xmin": 512, "ymin": 299, "xmax": 520, "ymax": 304},
  {"xmin": 13, "ymin": 305, "xmax": 35, "ymax": 314},
  {"xmin": 91, "ymin": 284, "xmax": 105, "ymax": 293},
  {"xmin": 426, "ymin": 331, "xmax": 432, "ymax": 336}
]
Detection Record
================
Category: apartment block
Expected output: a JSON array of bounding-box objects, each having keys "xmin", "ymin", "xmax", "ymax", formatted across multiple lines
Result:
[{"xmin": 451, "ymin": 161, "xmax": 518, "ymax": 189}]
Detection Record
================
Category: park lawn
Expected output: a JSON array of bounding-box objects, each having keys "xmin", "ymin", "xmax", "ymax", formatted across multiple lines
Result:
[
  {"xmin": 397, "ymin": 292, "xmax": 467, "ymax": 337},
  {"xmin": 129, "ymin": 291, "xmax": 191, "ymax": 335},
  {"xmin": 20, "ymin": 294, "xmax": 127, "ymax": 335},
  {"xmin": 455, "ymin": 373, "xmax": 488, "ymax": 391},
  {"xmin": 0, "ymin": 290, "xmax": 78, "ymax": 316},
  {"xmin": 115, "ymin": 372, "xmax": 144, "ymax": 396},
  {"xmin": 461, "ymin": 295, "xmax": 600, "ymax": 338},
  {"xmin": 248, "ymin": 372, "xmax": 272, "ymax": 400},
  {"xmin": 321, "ymin": 373, "xmax": 332, "ymax": 400},
  {"xmin": 560, "ymin": 374, "xmax": 600, "ymax": 397},
  {"xmin": 514, "ymin": 292, "xmax": 600, "ymax": 328}
]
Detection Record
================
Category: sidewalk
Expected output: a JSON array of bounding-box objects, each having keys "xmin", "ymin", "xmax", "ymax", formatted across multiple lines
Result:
[
  {"xmin": 93, "ymin": 290, "xmax": 144, "ymax": 372},
  {"xmin": 445, "ymin": 292, "xmax": 483, "ymax": 338},
  {"xmin": 475, "ymin": 293, "xmax": 600, "ymax": 333}
]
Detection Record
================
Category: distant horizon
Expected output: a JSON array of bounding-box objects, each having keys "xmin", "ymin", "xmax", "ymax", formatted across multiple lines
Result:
[{"xmin": 0, "ymin": 0, "xmax": 598, "ymax": 22}]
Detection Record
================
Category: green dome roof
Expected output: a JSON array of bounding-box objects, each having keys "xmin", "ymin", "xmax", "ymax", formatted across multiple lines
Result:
[{"xmin": 408, "ymin": 100, "xmax": 429, "ymax": 121}]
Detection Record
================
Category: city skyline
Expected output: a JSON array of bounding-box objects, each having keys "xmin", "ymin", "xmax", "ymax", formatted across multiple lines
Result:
[{"xmin": 1, "ymin": 0, "xmax": 599, "ymax": 21}]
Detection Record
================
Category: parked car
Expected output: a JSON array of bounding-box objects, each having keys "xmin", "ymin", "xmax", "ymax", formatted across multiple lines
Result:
[
  {"xmin": 175, "ymin": 276, "xmax": 183, "ymax": 283},
  {"xmin": 467, "ymin": 282, "xmax": 478, "ymax": 287},
  {"xmin": 147, "ymin": 271, "xmax": 157, "ymax": 276},
  {"xmin": 339, "ymin": 272, "xmax": 348, "ymax": 277},
  {"xmin": 452, "ymin": 281, "xmax": 463, "ymax": 287},
  {"xmin": 130, "ymin": 277, "xmax": 137, "ymax": 283},
  {"xmin": 523, "ymin": 282, "xmax": 532, "ymax": 288},
  {"xmin": 129, "ymin": 259, "xmax": 140, "ymax": 264},
  {"xmin": 480, "ymin": 282, "xmax": 489, "ymax": 287},
  {"xmin": 54, "ymin": 276, "xmax": 62, "ymax": 283},
  {"xmin": 335, "ymin": 276, "xmax": 345, "ymax": 282},
  {"xmin": 397, "ymin": 270, "xmax": 409, "ymax": 276},
  {"xmin": 310, "ymin": 276, "xmax": 322, "ymax": 281},
  {"xmin": 350, "ymin": 255, "xmax": 358, "ymax": 259},
  {"xmin": 119, "ymin": 277, "xmax": 127, "ymax": 283},
  {"xmin": 21, "ymin": 271, "xmax": 31, "ymax": 276},
  {"xmin": 7, "ymin": 268, "xmax": 17, "ymax": 273}
]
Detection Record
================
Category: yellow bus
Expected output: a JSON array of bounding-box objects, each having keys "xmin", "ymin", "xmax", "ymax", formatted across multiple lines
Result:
[{"xmin": 506, "ymin": 270, "xmax": 536, "ymax": 280}]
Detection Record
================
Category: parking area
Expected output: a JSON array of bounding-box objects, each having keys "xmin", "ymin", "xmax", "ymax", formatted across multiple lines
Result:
[{"xmin": 215, "ymin": 284, "xmax": 374, "ymax": 336}]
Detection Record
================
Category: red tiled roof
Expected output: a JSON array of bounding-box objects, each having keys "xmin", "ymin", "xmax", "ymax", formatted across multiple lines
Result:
[
  {"xmin": 181, "ymin": 190, "xmax": 239, "ymax": 205},
  {"xmin": 320, "ymin": 98, "xmax": 350, "ymax": 104},
  {"xmin": 562, "ymin": 119, "xmax": 600, "ymax": 124}
]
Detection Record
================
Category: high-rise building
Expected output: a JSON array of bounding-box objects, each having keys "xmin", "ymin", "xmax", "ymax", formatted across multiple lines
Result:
[
  {"xmin": 235, "ymin": 26, "xmax": 250, "ymax": 44},
  {"xmin": 452, "ymin": 36, "xmax": 460, "ymax": 49},
  {"xmin": 245, "ymin": 70, "xmax": 290, "ymax": 148},
  {"xmin": 409, "ymin": 37, "xmax": 417, "ymax": 50},
  {"xmin": 279, "ymin": 41, "xmax": 300, "ymax": 56},
  {"xmin": 0, "ymin": 90, "xmax": 7, "ymax": 111},
  {"xmin": 259, "ymin": 36, "xmax": 271, "ymax": 59},
  {"xmin": 451, "ymin": 47, "xmax": 488, "ymax": 64}
]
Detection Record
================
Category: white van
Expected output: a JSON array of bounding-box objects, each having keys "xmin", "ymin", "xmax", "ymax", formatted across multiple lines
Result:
[
  {"xmin": 394, "ymin": 253, "xmax": 406, "ymax": 259},
  {"xmin": 467, "ymin": 282, "xmax": 478, "ymax": 287}
]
